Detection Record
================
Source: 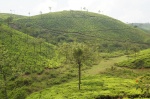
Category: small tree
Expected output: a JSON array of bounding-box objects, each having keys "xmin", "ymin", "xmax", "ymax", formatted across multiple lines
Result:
[
  {"xmin": 131, "ymin": 47, "xmax": 140, "ymax": 59},
  {"xmin": 83, "ymin": 7, "xmax": 86, "ymax": 11},
  {"xmin": 58, "ymin": 42, "xmax": 72, "ymax": 63},
  {"xmin": 59, "ymin": 42, "xmax": 99, "ymax": 90},
  {"xmin": 73, "ymin": 43, "xmax": 98, "ymax": 90},
  {"xmin": 49, "ymin": 7, "xmax": 51, "ymax": 12},
  {"xmin": 73, "ymin": 47, "xmax": 83, "ymax": 90},
  {"xmin": 37, "ymin": 37, "xmax": 45, "ymax": 53},
  {"xmin": 5, "ymin": 16, "xmax": 13, "ymax": 26}
]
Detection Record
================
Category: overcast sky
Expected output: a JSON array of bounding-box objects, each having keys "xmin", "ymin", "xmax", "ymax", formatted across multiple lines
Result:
[{"xmin": 0, "ymin": 0, "xmax": 150, "ymax": 23}]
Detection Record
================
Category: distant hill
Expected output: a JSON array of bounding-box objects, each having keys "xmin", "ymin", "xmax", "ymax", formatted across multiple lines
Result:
[
  {"xmin": 12, "ymin": 11, "xmax": 150, "ymax": 52},
  {"xmin": 0, "ymin": 13, "xmax": 26, "ymax": 20},
  {"xmin": 130, "ymin": 23, "xmax": 150, "ymax": 33}
]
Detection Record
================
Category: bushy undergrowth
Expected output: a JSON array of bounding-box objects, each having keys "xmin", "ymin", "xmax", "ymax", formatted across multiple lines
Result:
[
  {"xmin": 26, "ymin": 74, "xmax": 143, "ymax": 99},
  {"xmin": 0, "ymin": 65, "xmax": 79, "ymax": 99}
]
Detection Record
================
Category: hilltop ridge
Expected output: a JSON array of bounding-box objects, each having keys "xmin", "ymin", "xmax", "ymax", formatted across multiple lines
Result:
[{"xmin": 13, "ymin": 11, "xmax": 150, "ymax": 51}]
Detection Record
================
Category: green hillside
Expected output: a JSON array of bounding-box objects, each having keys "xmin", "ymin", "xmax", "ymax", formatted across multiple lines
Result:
[
  {"xmin": 0, "ymin": 13, "xmax": 26, "ymax": 20},
  {"xmin": 14, "ymin": 11, "xmax": 150, "ymax": 52},
  {"xmin": 0, "ymin": 23, "xmax": 96, "ymax": 99},
  {"xmin": 0, "ymin": 24, "xmax": 65, "ymax": 98},
  {"xmin": 26, "ymin": 75, "xmax": 140, "ymax": 99},
  {"xmin": 116, "ymin": 48, "xmax": 150, "ymax": 68},
  {"xmin": 0, "ymin": 24, "xmax": 60, "ymax": 71},
  {"xmin": 1, "ymin": 11, "xmax": 150, "ymax": 99}
]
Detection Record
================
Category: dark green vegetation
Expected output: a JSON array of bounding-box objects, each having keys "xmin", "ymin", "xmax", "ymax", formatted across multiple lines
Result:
[{"xmin": 0, "ymin": 11, "xmax": 150, "ymax": 99}]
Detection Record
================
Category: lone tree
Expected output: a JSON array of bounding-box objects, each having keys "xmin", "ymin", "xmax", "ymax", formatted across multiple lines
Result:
[
  {"xmin": 73, "ymin": 47, "xmax": 83, "ymax": 90},
  {"xmin": 49, "ymin": 7, "xmax": 51, "ymax": 12},
  {"xmin": 59, "ymin": 42, "xmax": 99, "ymax": 90}
]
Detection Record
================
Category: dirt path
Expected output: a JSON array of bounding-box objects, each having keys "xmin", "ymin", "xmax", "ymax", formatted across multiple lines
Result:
[{"xmin": 83, "ymin": 55, "xmax": 127, "ymax": 76}]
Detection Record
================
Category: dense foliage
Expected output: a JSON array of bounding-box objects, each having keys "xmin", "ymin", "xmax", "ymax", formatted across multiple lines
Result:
[{"xmin": 26, "ymin": 72, "xmax": 150, "ymax": 99}]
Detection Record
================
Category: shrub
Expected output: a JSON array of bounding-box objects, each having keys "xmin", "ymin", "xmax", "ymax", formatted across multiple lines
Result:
[{"xmin": 10, "ymin": 87, "xmax": 28, "ymax": 99}]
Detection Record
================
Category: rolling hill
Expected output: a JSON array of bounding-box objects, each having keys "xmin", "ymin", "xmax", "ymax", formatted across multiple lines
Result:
[
  {"xmin": 13, "ymin": 11, "xmax": 150, "ymax": 52},
  {"xmin": 0, "ymin": 13, "xmax": 26, "ymax": 20},
  {"xmin": 1, "ymin": 11, "xmax": 150, "ymax": 99}
]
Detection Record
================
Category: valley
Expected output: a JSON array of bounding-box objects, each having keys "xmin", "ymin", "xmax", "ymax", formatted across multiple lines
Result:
[{"xmin": 0, "ymin": 11, "xmax": 150, "ymax": 99}]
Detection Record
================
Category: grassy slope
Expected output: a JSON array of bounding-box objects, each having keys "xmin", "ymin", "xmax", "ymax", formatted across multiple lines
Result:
[
  {"xmin": 116, "ymin": 48, "xmax": 150, "ymax": 68},
  {"xmin": 26, "ymin": 75, "xmax": 139, "ymax": 99},
  {"xmin": 26, "ymin": 61, "xmax": 149, "ymax": 99},
  {"xmin": 84, "ymin": 55, "xmax": 127, "ymax": 75},
  {"xmin": 1, "ymin": 24, "xmax": 88, "ymax": 99},
  {"xmin": 0, "ymin": 24, "xmax": 60, "ymax": 72},
  {"xmin": 26, "ymin": 55, "xmax": 150, "ymax": 99},
  {"xmin": 0, "ymin": 24, "xmax": 69, "ymax": 98},
  {"xmin": 14, "ymin": 11, "xmax": 150, "ymax": 51}
]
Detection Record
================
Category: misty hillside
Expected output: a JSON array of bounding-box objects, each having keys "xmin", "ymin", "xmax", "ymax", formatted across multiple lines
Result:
[{"xmin": 130, "ymin": 23, "xmax": 150, "ymax": 33}]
